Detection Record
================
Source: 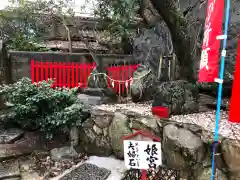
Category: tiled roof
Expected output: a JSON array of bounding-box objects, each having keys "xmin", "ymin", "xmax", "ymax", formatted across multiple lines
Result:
[
  {"xmin": 43, "ymin": 40, "xmax": 108, "ymax": 51},
  {"xmin": 42, "ymin": 40, "xmax": 123, "ymax": 53}
]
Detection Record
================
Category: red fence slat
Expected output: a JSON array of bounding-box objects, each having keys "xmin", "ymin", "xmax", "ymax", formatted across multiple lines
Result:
[
  {"xmin": 40, "ymin": 61, "xmax": 44, "ymax": 81},
  {"xmin": 49, "ymin": 62, "xmax": 53, "ymax": 81},
  {"xmin": 31, "ymin": 60, "xmax": 35, "ymax": 83},
  {"xmin": 36, "ymin": 61, "xmax": 39, "ymax": 83},
  {"xmin": 45, "ymin": 62, "xmax": 48, "ymax": 81}
]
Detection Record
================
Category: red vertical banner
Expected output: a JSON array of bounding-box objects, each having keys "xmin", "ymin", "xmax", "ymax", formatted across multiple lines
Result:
[
  {"xmin": 198, "ymin": 0, "xmax": 224, "ymax": 82},
  {"xmin": 229, "ymin": 40, "xmax": 240, "ymax": 123}
]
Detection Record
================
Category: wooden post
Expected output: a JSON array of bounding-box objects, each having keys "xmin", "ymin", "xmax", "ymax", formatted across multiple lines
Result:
[
  {"xmin": 170, "ymin": 53, "xmax": 176, "ymax": 81},
  {"xmin": 157, "ymin": 54, "xmax": 162, "ymax": 79},
  {"xmin": 168, "ymin": 56, "xmax": 171, "ymax": 81}
]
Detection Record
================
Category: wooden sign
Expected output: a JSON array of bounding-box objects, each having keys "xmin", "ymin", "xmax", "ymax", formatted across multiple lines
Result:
[
  {"xmin": 124, "ymin": 140, "xmax": 162, "ymax": 170},
  {"xmin": 123, "ymin": 131, "xmax": 162, "ymax": 180}
]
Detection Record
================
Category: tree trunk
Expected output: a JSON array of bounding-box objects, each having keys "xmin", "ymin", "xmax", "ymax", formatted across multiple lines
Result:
[{"xmin": 149, "ymin": 0, "xmax": 196, "ymax": 82}]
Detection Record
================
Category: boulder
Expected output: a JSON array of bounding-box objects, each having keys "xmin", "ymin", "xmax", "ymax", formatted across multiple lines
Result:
[
  {"xmin": 131, "ymin": 116, "xmax": 160, "ymax": 135},
  {"xmin": 130, "ymin": 65, "xmax": 157, "ymax": 102},
  {"xmin": 50, "ymin": 146, "xmax": 78, "ymax": 161},
  {"xmin": 162, "ymin": 124, "xmax": 205, "ymax": 177},
  {"xmin": 109, "ymin": 112, "xmax": 132, "ymax": 159},
  {"xmin": 78, "ymin": 119, "xmax": 112, "ymax": 156},
  {"xmin": 0, "ymin": 128, "xmax": 24, "ymax": 144},
  {"xmin": 153, "ymin": 80, "xmax": 199, "ymax": 115},
  {"xmin": 77, "ymin": 94, "xmax": 103, "ymax": 105},
  {"xmin": 0, "ymin": 160, "xmax": 20, "ymax": 179},
  {"xmin": 69, "ymin": 126, "xmax": 79, "ymax": 146},
  {"xmin": 87, "ymin": 68, "xmax": 108, "ymax": 89},
  {"xmin": 222, "ymin": 139, "xmax": 240, "ymax": 178},
  {"xmin": 82, "ymin": 88, "xmax": 117, "ymax": 103},
  {"xmin": 198, "ymin": 168, "xmax": 228, "ymax": 180},
  {"xmin": 21, "ymin": 172, "xmax": 41, "ymax": 180},
  {"xmin": 0, "ymin": 132, "xmax": 46, "ymax": 160},
  {"xmin": 90, "ymin": 109, "xmax": 114, "ymax": 129},
  {"xmin": 77, "ymin": 89, "xmax": 117, "ymax": 105},
  {"xmin": 132, "ymin": 22, "xmax": 173, "ymax": 76}
]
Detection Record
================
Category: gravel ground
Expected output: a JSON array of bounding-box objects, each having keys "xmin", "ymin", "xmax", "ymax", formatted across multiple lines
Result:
[
  {"xmin": 58, "ymin": 163, "xmax": 111, "ymax": 180},
  {"xmin": 92, "ymin": 102, "xmax": 240, "ymax": 141}
]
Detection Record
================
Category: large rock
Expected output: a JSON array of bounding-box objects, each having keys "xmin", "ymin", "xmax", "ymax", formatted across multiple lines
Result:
[
  {"xmin": 87, "ymin": 68, "xmax": 108, "ymax": 88},
  {"xmin": 0, "ymin": 160, "xmax": 20, "ymax": 179},
  {"xmin": 0, "ymin": 132, "xmax": 46, "ymax": 160},
  {"xmin": 78, "ymin": 119, "xmax": 112, "ymax": 156},
  {"xmin": 162, "ymin": 124, "xmax": 205, "ymax": 178},
  {"xmin": 131, "ymin": 115, "xmax": 160, "ymax": 135},
  {"xmin": 82, "ymin": 88, "xmax": 117, "ymax": 103},
  {"xmin": 222, "ymin": 139, "xmax": 240, "ymax": 178},
  {"xmin": 77, "ymin": 88, "xmax": 117, "ymax": 105},
  {"xmin": 130, "ymin": 65, "xmax": 157, "ymax": 102},
  {"xmin": 109, "ymin": 112, "xmax": 132, "ymax": 159},
  {"xmin": 0, "ymin": 128, "xmax": 24, "ymax": 144},
  {"xmin": 77, "ymin": 94, "xmax": 103, "ymax": 105},
  {"xmin": 132, "ymin": 22, "xmax": 173, "ymax": 76},
  {"xmin": 153, "ymin": 80, "xmax": 199, "ymax": 115},
  {"xmin": 90, "ymin": 109, "xmax": 114, "ymax": 129},
  {"xmin": 50, "ymin": 146, "xmax": 78, "ymax": 161},
  {"xmin": 21, "ymin": 172, "xmax": 41, "ymax": 180},
  {"xmin": 198, "ymin": 168, "xmax": 228, "ymax": 180}
]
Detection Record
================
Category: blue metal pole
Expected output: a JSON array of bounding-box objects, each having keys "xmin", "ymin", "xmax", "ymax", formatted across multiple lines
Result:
[{"xmin": 210, "ymin": 0, "xmax": 231, "ymax": 179}]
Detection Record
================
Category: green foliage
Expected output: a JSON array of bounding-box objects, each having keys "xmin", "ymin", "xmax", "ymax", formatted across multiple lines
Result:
[
  {"xmin": 84, "ymin": 0, "xmax": 141, "ymax": 41},
  {"xmin": 0, "ymin": 0, "xmax": 74, "ymax": 51},
  {"xmin": 0, "ymin": 77, "xmax": 88, "ymax": 139},
  {"xmin": 6, "ymin": 34, "xmax": 49, "ymax": 51}
]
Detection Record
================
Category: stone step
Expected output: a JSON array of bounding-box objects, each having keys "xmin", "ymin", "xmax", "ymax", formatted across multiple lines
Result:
[{"xmin": 77, "ymin": 94, "xmax": 103, "ymax": 105}]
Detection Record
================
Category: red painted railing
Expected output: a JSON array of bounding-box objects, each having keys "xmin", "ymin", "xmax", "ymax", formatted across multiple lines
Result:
[
  {"xmin": 31, "ymin": 60, "xmax": 139, "ymax": 95},
  {"xmin": 106, "ymin": 64, "xmax": 139, "ymax": 94}
]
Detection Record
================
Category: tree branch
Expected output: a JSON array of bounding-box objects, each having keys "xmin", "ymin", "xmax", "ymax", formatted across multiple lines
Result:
[{"xmin": 183, "ymin": 0, "xmax": 207, "ymax": 17}]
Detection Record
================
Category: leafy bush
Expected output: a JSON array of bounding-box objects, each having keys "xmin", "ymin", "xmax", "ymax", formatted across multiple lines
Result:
[
  {"xmin": 6, "ymin": 34, "xmax": 50, "ymax": 51},
  {"xmin": 0, "ymin": 77, "xmax": 89, "ymax": 139}
]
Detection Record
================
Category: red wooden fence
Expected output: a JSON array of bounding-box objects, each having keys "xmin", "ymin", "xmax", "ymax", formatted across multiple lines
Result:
[{"xmin": 31, "ymin": 60, "xmax": 139, "ymax": 95}]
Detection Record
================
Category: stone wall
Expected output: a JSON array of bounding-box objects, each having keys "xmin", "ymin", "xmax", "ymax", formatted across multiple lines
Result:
[{"xmin": 77, "ymin": 108, "xmax": 240, "ymax": 180}]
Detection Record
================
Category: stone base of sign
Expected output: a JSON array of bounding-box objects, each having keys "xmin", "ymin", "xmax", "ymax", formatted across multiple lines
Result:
[{"xmin": 76, "ymin": 107, "xmax": 240, "ymax": 180}]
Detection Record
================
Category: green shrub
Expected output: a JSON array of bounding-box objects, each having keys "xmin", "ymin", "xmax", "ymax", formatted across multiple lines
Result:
[{"xmin": 0, "ymin": 77, "xmax": 89, "ymax": 139}]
